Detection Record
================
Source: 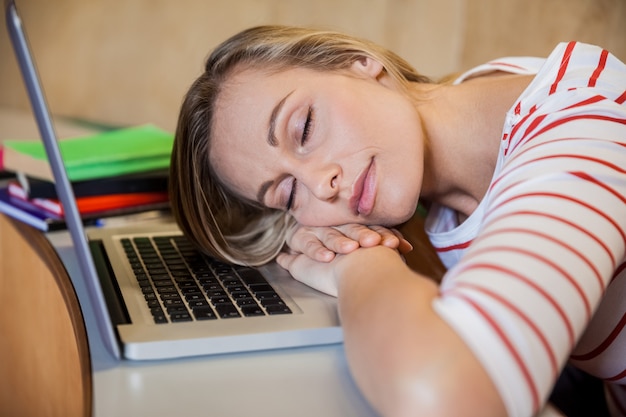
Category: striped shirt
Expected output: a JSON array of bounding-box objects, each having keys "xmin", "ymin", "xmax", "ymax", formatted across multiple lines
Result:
[{"xmin": 426, "ymin": 42, "xmax": 626, "ymax": 417}]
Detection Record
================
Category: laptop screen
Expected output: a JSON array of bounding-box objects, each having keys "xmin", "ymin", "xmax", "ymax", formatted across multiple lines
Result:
[{"xmin": 5, "ymin": 0, "xmax": 121, "ymax": 358}]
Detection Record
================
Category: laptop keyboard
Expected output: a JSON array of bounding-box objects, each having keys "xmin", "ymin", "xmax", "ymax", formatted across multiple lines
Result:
[{"xmin": 121, "ymin": 235, "xmax": 292, "ymax": 324}]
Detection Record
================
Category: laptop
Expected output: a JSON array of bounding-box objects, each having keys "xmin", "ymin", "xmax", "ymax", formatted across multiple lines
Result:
[{"xmin": 4, "ymin": 0, "xmax": 342, "ymax": 360}]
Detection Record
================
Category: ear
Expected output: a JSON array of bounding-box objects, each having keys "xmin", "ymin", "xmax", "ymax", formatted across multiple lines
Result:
[{"xmin": 349, "ymin": 56, "xmax": 385, "ymax": 81}]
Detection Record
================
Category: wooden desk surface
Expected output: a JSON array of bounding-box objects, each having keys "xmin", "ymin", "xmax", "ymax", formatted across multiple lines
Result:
[
  {"xmin": 0, "ymin": 214, "xmax": 91, "ymax": 417},
  {"xmin": 0, "ymin": 107, "xmax": 99, "ymax": 416}
]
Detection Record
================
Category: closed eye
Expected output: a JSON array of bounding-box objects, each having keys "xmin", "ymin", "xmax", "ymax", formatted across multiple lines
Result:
[
  {"xmin": 301, "ymin": 106, "xmax": 314, "ymax": 145},
  {"xmin": 286, "ymin": 178, "xmax": 297, "ymax": 210},
  {"xmin": 284, "ymin": 106, "xmax": 313, "ymax": 210}
]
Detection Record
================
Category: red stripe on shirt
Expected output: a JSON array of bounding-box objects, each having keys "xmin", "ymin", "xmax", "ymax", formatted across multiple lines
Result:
[
  {"xmin": 570, "ymin": 312, "xmax": 626, "ymax": 361},
  {"xmin": 588, "ymin": 49, "xmax": 609, "ymax": 87},
  {"xmin": 456, "ymin": 262, "xmax": 576, "ymax": 346},
  {"xmin": 571, "ymin": 171, "xmax": 626, "ymax": 204},
  {"xmin": 508, "ymin": 112, "xmax": 625, "ymax": 157},
  {"xmin": 563, "ymin": 95, "xmax": 606, "ymax": 110},
  {"xmin": 453, "ymin": 282, "xmax": 559, "ymax": 377},
  {"xmin": 483, "ymin": 210, "xmax": 609, "ymax": 291},
  {"xmin": 465, "ymin": 231, "xmax": 594, "ymax": 318},
  {"xmin": 435, "ymin": 239, "xmax": 473, "ymax": 253},
  {"xmin": 489, "ymin": 61, "xmax": 529, "ymax": 71},
  {"xmin": 529, "ymin": 154, "xmax": 626, "ymax": 176},
  {"xmin": 606, "ymin": 366, "xmax": 626, "ymax": 382},
  {"xmin": 450, "ymin": 292, "xmax": 541, "ymax": 411},
  {"xmin": 485, "ymin": 184, "xmax": 619, "ymax": 271},
  {"xmin": 616, "ymin": 90, "xmax": 626, "ymax": 104},
  {"xmin": 528, "ymin": 114, "xmax": 626, "ymax": 142},
  {"xmin": 522, "ymin": 114, "xmax": 548, "ymax": 142},
  {"xmin": 492, "ymin": 150, "xmax": 626, "ymax": 195},
  {"xmin": 492, "ymin": 191, "xmax": 626, "ymax": 252},
  {"xmin": 509, "ymin": 107, "xmax": 537, "ymax": 144},
  {"xmin": 550, "ymin": 41, "xmax": 577, "ymax": 94}
]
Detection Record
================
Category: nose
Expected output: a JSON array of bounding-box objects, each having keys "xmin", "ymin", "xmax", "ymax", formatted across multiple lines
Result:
[{"xmin": 300, "ymin": 162, "xmax": 341, "ymax": 202}]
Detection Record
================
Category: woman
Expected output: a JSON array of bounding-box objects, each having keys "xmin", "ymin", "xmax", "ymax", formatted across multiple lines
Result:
[{"xmin": 169, "ymin": 26, "xmax": 626, "ymax": 417}]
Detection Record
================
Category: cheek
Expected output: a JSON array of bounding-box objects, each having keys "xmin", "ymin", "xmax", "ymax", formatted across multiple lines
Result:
[
  {"xmin": 382, "ymin": 166, "xmax": 422, "ymax": 222},
  {"xmin": 293, "ymin": 204, "xmax": 345, "ymax": 227},
  {"xmin": 210, "ymin": 148, "xmax": 259, "ymax": 200}
]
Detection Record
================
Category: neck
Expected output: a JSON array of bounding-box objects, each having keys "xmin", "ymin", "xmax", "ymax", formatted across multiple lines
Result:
[{"xmin": 412, "ymin": 73, "xmax": 532, "ymax": 218}]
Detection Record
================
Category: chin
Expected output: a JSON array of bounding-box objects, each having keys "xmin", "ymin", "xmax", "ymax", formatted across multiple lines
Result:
[{"xmin": 376, "ymin": 202, "xmax": 419, "ymax": 226}]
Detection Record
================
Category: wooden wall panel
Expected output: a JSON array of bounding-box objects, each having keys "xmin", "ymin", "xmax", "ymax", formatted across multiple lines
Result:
[
  {"xmin": 0, "ymin": 0, "xmax": 623, "ymax": 131},
  {"xmin": 460, "ymin": 0, "xmax": 626, "ymax": 69},
  {"xmin": 0, "ymin": 0, "xmax": 461, "ymax": 131}
]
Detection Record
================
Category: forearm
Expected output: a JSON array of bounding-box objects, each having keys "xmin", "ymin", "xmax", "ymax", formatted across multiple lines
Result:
[{"xmin": 336, "ymin": 246, "xmax": 506, "ymax": 417}]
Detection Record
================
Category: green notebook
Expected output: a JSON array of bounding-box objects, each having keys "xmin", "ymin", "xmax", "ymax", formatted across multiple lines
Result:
[{"xmin": 0, "ymin": 124, "xmax": 174, "ymax": 182}]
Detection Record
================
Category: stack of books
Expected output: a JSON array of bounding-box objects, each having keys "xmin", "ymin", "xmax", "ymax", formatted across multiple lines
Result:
[{"xmin": 0, "ymin": 124, "xmax": 173, "ymax": 231}]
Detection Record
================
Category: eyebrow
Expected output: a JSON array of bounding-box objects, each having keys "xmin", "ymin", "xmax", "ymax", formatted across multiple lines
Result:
[
  {"xmin": 267, "ymin": 90, "xmax": 293, "ymax": 146},
  {"xmin": 257, "ymin": 91, "xmax": 294, "ymax": 204}
]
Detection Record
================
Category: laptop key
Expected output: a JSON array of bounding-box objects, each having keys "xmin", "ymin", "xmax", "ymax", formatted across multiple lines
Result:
[
  {"xmin": 149, "ymin": 305, "xmax": 168, "ymax": 324},
  {"xmin": 248, "ymin": 283, "xmax": 274, "ymax": 294},
  {"xmin": 254, "ymin": 290, "xmax": 280, "ymax": 301},
  {"xmin": 163, "ymin": 298, "xmax": 184, "ymax": 307},
  {"xmin": 192, "ymin": 306, "xmax": 217, "ymax": 320},
  {"xmin": 153, "ymin": 280, "xmax": 174, "ymax": 288},
  {"xmin": 184, "ymin": 292, "xmax": 205, "ymax": 302},
  {"xmin": 187, "ymin": 299, "xmax": 209, "ymax": 308},
  {"xmin": 241, "ymin": 305, "xmax": 265, "ymax": 317},
  {"xmin": 260, "ymin": 298, "xmax": 287, "ymax": 309},
  {"xmin": 169, "ymin": 312, "xmax": 193, "ymax": 322},
  {"xmin": 166, "ymin": 305, "xmax": 188, "ymax": 315},
  {"xmin": 156, "ymin": 286, "xmax": 178, "ymax": 294},
  {"xmin": 160, "ymin": 293, "xmax": 182, "ymax": 301},
  {"xmin": 215, "ymin": 303, "xmax": 241, "ymax": 318},
  {"xmin": 265, "ymin": 304, "xmax": 292, "ymax": 315},
  {"xmin": 238, "ymin": 269, "xmax": 268, "ymax": 285},
  {"xmin": 146, "ymin": 299, "xmax": 160, "ymax": 308},
  {"xmin": 236, "ymin": 297, "xmax": 258, "ymax": 307},
  {"xmin": 180, "ymin": 286, "xmax": 202, "ymax": 295},
  {"xmin": 210, "ymin": 296, "xmax": 231, "ymax": 305},
  {"xmin": 152, "ymin": 312, "xmax": 168, "ymax": 324}
]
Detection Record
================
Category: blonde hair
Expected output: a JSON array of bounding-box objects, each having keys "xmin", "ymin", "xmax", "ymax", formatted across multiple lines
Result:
[{"xmin": 169, "ymin": 25, "xmax": 432, "ymax": 266}]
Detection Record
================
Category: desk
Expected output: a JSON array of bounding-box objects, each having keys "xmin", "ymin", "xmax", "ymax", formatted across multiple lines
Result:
[{"xmin": 0, "ymin": 213, "xmax": 378, "ymax": 417}]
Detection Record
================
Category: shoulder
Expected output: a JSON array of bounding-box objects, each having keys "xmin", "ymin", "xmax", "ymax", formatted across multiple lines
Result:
[
  {"xmin": 454, "ymin": 41, "xmax": 626, "ymax": 88},
  {"xmin": 454, "ymin": 56, "xmax": 545, "ymax": 85}
]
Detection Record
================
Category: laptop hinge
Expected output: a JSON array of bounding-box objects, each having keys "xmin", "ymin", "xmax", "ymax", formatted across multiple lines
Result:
[{"xmin": 89, "ymin": 240, "xmax": 131, "ymax": 325}]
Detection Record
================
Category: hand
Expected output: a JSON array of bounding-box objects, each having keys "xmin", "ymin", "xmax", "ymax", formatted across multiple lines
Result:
[
  {"xmin": 276, "ymin": 244, "xmax": 406, "ymax": 297},
  {"xmin": 281, "ymin": 223, "xmax": 413, "ymax": 262}
]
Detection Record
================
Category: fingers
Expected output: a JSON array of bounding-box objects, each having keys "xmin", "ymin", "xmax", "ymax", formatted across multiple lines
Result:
[
  {"xmin": 284, "ymin": 224, "xmax": 414, "ymax": 264},
  {"xmin": 288, "ymin": 226, "xmax": 341, "ymax": 262},
  {"xmin": 276, "ymin": 252, "xmax": 295, "ymax": 270},
  {"xmin": 390, "ymin": 228, "xmax": 414, "ymax": 254},
  {"xmin": 334, "ymin": 224, "xmax": 383, "ymax": 248},
  {"xmin": 276, "ymin": 251, "xmax": 339, "ymax": 297},
  {"xmin": 341, "ymin": 224, "xmax": 413, "ymax": 254},
  {"xmin": 315, "ymin": 227, "xmax": 361, "ymax": 254},
  {"xmin": 290, "ymin": 226, "xmax": 357, "ymax": 259}
]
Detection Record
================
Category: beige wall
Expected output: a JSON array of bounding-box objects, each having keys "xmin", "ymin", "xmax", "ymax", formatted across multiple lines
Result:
[{"xmin": 1, "ymin": 0, "xmax": 624, "ymax": 133}]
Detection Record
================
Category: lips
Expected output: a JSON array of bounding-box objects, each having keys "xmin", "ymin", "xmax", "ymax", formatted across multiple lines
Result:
[{"xmin": 350, "ymin": 159, "xmax": 376, "ymax": 216}]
